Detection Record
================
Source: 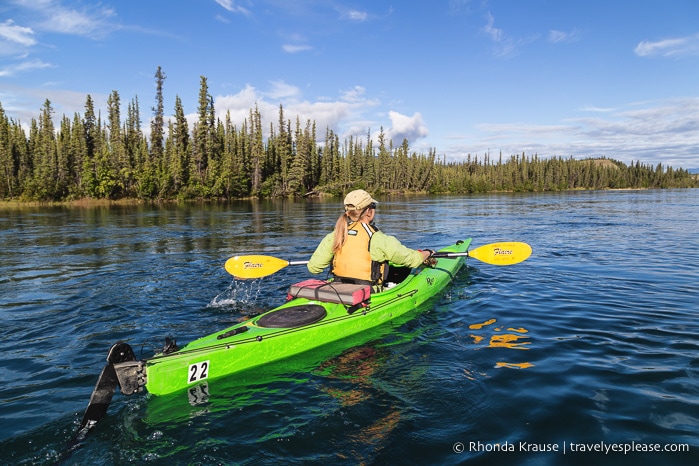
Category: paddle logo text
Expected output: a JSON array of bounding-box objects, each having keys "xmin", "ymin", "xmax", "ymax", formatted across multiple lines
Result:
[
  {"xmin": 493, "ymin": 247, "xmax": 514, "ymax": 256},
  {"xmin": 243, "ymin": 261, "xmax": 264, "ymax": 269}
]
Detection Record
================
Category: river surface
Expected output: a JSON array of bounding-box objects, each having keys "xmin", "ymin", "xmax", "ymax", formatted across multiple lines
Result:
[{"xmin": 0, "ymin": 190, "xmax": 697, "ymax": 465}]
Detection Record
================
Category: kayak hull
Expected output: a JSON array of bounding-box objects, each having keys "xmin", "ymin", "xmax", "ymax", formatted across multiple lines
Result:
[{"xmin": 144, "ymin": 239, "xmax": 471, "ymax": 396}]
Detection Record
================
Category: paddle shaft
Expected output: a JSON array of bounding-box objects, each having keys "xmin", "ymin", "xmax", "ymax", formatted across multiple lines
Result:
[
  {"xmin": 279, "ymin": 253, "xmax": 502, "ymax": 263},
  {"xmin": 276, "ymin": 252, "xmax": 474, "ymax": 266}
]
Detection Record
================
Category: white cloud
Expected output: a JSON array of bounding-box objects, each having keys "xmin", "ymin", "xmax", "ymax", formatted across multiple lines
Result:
[
  {"xmin": 48, "ymin": 8, "xmax": 115, "ymax": 36},
  {"xmin": 213, "ymin": 84, "xmax": 353, "ymax": 140},
  {"xmin": 482, "ymin": 12, "xmax": 504, "ymax": 43},
  {"xmin": 291, "ymin": 100, "xmax": 355, "ymax": 130},
  {"xmin": 635, "ymin": 34, "xmax": 699, "ymax": 57},
  {"xmin": 0, "ymin": 19, "xmax": 36, "ymax": 47},
  {"xmin": 0, "ymin": 82, "xmax": 106, "ymax": 129},
  {"xmin": 212, "ymin": 82, "xmax": 388, "ymax": 144},
  {"xmin": 282, "ymin": 43, "xmax": 312, "ymax": 53},
  {"xmin": 448, "ymin": 0, "xmax": 472, "ymax": 15},
  {"xmin": 340, "ymin": 86, "xmax": 366, "ymax": 103},
  {"xmin": 7, "ymin": 0, "xmax": 119, "ymax": 39},
  {"xmin": 264, "ymin": 80, "xmax": 301, "ymax": 99},
  {"xmin": 215, "ymin": 0, "xmax": 251, "ymax": 15},
  {"xmin": 442, "ymin": 98, "xmax": 699, "ymax": 169},
  {"xmin": 481, "ymin": 12, "xmax": 535, "ymax": 58},
  {"xmin": 0, "ymin": 59, "xmax": 53, "ymax": 77},
  {"xmin": 579, "ymin": 105, "xmax": 616, "ymax": 113},
  {"xmin": 345, "ymin": 10, "xmax": 368, "ymax": 22},
  {"xmin": 548, "ymin": 29, "xmax": 579, "ymax": 43},
  {"xmin": 35, "ymin": 3, "xmax": 117, "ymax": 38},
  {"xmin": 214, "ymin": 84, "xmax": 261, "ymax": 121},
  {"xmin": 387, "ymin": 111, "xmax": 429, "ymax": 143}
]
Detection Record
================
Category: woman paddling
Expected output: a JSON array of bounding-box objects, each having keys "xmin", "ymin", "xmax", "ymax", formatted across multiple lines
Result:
[{"xmin": 307, "ymin": 189, "xmax": 435, "ymax": 288}]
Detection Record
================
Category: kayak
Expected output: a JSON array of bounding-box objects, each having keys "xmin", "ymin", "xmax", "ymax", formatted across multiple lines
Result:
[
  {"xmin": 78, "ymin": 239, "xmax": 537, "ymax": 432},
  {"xmin": 80, "ymin": 239, "xmax": 471, "ymax": 428},
  {"xmin": 147, "ymin": 238, "xmax": 471, "ymax": 396}
]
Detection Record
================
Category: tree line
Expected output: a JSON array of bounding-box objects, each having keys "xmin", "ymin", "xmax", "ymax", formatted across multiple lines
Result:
[{"xmin": 1, "ymin": 67, "xmax": 697, "ymax": 202}]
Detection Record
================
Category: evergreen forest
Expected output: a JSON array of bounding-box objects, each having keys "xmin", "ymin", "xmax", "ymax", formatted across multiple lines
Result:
[{"xmin": 1, "ymin": 68, "xmax": 697, "ymax": 202}]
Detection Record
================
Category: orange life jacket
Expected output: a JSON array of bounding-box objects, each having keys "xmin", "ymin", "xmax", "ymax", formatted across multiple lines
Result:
[{"xmin": 332, "ymin": 222, "xmax": 385, "ymax": 284}]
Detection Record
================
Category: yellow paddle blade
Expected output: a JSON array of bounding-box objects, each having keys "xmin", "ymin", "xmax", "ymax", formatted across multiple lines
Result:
[
  {"xmin": 468, "ymin": 242, "xmax": 532, "ymax": 266},
  {"xmin": 225, "ymin": 255, "xmax": 290, "ymax": 279}
]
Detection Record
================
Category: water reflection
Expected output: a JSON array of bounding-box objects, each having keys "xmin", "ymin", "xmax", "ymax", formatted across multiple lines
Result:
[
  {"xmin": 317, "ymin": 346, "xmax": 381, "ymax": 407},
  {"xmin": 468, "ymin": 318, "xmax": 534, "ymax": 369},
  {"xmin": 315, "ymin": 345, "xmax": 401, "ymax": 464}
]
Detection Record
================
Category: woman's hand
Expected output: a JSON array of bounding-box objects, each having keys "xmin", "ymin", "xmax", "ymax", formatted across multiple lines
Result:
[{"xmin": 420, "ymin": 249, "xmax": 437, "ymax": 267}]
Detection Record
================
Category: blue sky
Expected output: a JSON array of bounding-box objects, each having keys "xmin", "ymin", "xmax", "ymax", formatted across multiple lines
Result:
[{"xmin": 1, "ymin": 0, "xmax": 698, "ymax": 169}]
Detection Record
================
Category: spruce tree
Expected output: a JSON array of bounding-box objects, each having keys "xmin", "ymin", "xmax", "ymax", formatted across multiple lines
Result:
[
  {"xmin": 0, "ymin": 104, "xmax": 15, "ymax": 198},
  {"xmin": 151, "ymin": 66, "xmax": 166, "ymax": 167},
  {"xmin": 172, "ymin": 95, "xmax": 190, "ymax": 192},
  {"xmin": 193, "ymin": 76, "xmax": 211, "ymax": 192},
  {"xmin": 31, "ymin": 99, "xmax": 58, "ymax": 199}
]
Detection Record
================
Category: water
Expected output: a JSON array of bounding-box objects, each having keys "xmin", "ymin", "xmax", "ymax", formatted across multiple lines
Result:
[{"xmin": 0, "ymin": 191, "xmax": 697, "ymax": 465}]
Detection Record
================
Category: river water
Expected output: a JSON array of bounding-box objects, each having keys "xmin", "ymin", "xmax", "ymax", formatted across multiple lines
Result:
[{"xmin": 0, "ymin": 190, "xmax": 697, "ymax": 465}]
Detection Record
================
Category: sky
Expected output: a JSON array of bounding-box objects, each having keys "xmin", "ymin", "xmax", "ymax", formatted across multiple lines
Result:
[{"xmin": 1, "ymin": 0, "xmax": 698, "ymax": 170}]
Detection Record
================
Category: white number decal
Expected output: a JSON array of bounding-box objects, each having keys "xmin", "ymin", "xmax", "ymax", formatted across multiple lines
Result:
[{"xmin": 188, "ymin": 360, "xmax": 210, "ymax": 383}]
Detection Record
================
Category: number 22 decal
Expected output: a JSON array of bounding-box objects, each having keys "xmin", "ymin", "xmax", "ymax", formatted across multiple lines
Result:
[{"xmin": 189, "ymin": 360, "xmax": 210, "ymax": 383}]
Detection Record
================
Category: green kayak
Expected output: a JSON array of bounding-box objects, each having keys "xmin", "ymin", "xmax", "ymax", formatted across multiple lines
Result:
[
  {"xmin": 79, "ymin": 239, "xmax": 471, "ymax": 429},
  {"xmin": 79, "ymin": 239, "xmax": 534, "ymax": 430},
  {"xmin": 146, "ymin": 238, "xmax": 471, "ymax": 396}
]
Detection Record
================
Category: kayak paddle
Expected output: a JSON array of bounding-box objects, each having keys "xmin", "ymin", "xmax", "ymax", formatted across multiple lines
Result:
[
  {"xmin": 224, "ymin": 255, "xmax": 310, "ymax": 279},
  {"xmin": 429, "ymin": 241, "xmax": 532, "ymax": 266},
  {"xmin": 225, "ymin": 241, "xmax": 531, "ymax": 279}
]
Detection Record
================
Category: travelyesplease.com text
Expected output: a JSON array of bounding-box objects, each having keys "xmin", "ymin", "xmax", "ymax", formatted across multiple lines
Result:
[{"xmin": 453, "ymin": 440, "xmax": 689, "ymax": 455}]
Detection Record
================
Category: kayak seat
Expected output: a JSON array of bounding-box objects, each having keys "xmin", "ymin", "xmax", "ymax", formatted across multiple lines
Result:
[
  {"xmin": 287, "ymin": 279, "xmax": 371, "ymax": 306},
  {"xmin": 385, "ymin": 265, "xmax": 411, "ymax": 284},
  {"xmin": 257, "ymin": 304, "xmax": 327, "ymax": 328}
]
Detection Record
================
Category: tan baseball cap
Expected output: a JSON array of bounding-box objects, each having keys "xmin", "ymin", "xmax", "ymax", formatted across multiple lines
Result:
[{"xmin": 343, "ymin": 189, "xmax": 378, "ymax": 211}]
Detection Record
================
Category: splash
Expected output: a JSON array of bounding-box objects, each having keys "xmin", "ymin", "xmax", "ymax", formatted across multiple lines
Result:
[{"xmin": 208, "ymin": 279, "xmax": 265, "ymax": 309}]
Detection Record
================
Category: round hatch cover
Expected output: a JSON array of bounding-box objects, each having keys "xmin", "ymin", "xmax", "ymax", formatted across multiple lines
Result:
[{"xmin": 257, "ymin": 304, "xmax": 327, "ymax": 328}]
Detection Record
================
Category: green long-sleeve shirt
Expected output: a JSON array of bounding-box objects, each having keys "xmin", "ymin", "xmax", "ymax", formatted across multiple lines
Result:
[{"xmin": 307, "ymin": 229, "xmax": 425, "ymax": 274}]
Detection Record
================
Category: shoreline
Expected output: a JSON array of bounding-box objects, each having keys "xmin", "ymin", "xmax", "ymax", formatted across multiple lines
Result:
[{"xmin": 0, "ymin": 187, "xmax": 684, "ymax": 209}]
